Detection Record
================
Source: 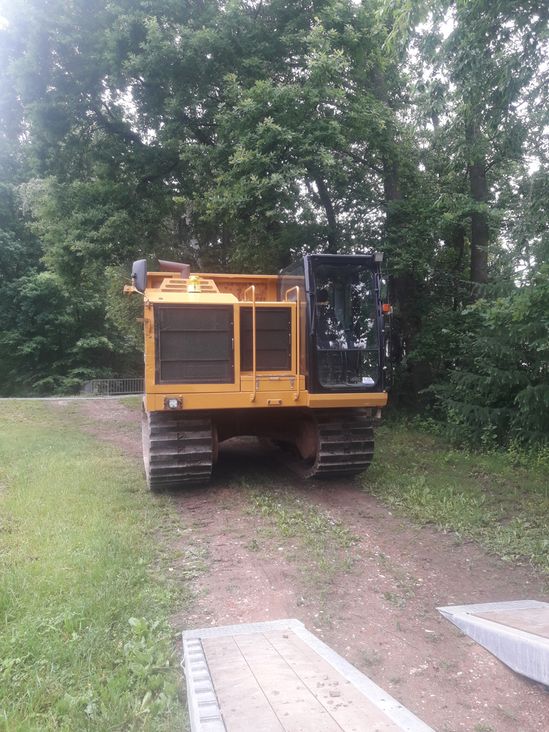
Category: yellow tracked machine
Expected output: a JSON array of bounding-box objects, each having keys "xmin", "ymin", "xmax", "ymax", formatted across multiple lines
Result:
[{"xmin": 126, "ymin": 254, "xmax": 388, "ymax": 490}]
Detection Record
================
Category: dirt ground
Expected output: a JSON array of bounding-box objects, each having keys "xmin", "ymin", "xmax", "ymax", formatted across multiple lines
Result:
[{"xmin": 66, "ymin": 399, "xmax": 549, "ymax": 732}]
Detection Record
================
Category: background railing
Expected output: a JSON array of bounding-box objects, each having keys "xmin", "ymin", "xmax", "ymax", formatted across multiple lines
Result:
[{"xmin": 81, "ymin": 378, "xmax": 144, "ymax": 396}]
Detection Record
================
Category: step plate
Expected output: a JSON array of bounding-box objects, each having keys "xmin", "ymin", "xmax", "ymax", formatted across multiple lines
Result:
[
  {"xmin": 438, "ymin": 600, "xmax": 549, "ymax": 685},
  {"xmin": 183, "ymin": 619, "xmax": 433, "ymax": 732}
]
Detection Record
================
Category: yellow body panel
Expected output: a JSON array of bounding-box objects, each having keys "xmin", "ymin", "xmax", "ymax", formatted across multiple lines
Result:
[
  {"xmin": 240, "ymin": 375, "xmax": 299, "ymax": 392},
  {"xmin": 139, "ymin": 269, "xmax": 388, "ymax": 414},
  {"xmin": 198, "ymin": 273, "xmax": 279, "ymax": 302},
  {"xmin": 145, "ymin": 390, "xmax": 388, "ymax": 412},
  {"xmin": 146, "ymin": 291, "xmax": 237, "ymax": 304}
]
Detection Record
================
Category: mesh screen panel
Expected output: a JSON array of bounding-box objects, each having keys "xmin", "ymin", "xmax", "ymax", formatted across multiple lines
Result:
[
  {"xmin": 155, "ymin": 306, "xmax": 234, "ymax": 384},
  {"xmin": 241, "ymin": 307, "xmax": 291, "ymax": 371}
]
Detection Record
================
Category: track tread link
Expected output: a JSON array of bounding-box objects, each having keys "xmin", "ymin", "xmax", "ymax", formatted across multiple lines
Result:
[
  {"xmin": 142, "ymin": 408, "xmax": 213, "ymax": 491},
  {"xmin": 303, "ymin": 408, "xmax": 374, "ymax": 479}
]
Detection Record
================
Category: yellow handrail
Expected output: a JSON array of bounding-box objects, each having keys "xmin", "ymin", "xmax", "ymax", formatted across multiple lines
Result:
[
  {"xmin": 285, "ymin": 286, "xmax": 301, "ymax": 401},
  {"xmin": 243, "ymin": 285, "xmax": 257, "ymax": 402}
]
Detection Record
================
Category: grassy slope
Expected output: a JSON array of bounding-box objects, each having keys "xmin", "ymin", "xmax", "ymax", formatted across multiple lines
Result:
[
  {"xmin": 366, "ymin": 423, "xmax": 549, "ymax": 574},
  {"xmin": 0, "ymin": 402, "xmax": 187, "ymax": 731}
]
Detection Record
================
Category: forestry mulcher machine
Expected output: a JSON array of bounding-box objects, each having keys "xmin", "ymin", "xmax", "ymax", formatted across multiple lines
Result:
[{"xmin": 126, "ymin": 254, "xmax": 389, "ymax": 490}]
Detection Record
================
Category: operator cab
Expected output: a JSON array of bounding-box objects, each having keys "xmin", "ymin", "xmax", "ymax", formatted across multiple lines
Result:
[{"xmin": 280, "ymin": 253, "xmax": 385, "ymax": 393}]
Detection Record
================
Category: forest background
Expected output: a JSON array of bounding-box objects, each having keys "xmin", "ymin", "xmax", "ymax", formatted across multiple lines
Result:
[{"xmin": 0, "ymin": 0, "xmax": 547, "ymax": 447}]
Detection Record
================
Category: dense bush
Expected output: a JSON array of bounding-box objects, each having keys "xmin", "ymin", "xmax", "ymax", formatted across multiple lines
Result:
[{"xmin": 431, "ymin": 266, "xmax": 549, "ymax": 447}]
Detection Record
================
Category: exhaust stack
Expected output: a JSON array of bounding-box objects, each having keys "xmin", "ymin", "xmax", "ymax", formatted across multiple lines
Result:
[{"xmin": 158, "ymin": 260, "xmax": 191, "ymax": 279}]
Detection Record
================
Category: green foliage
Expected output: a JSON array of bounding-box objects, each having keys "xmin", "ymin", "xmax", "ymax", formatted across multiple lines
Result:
[
  {"xmin": 105, "ymin": 264, "xmax": 144, "ymax": 354},
  {"xmin": 19, "ymin": 177, "xmax": 168, "ymax": 283},
  {"xmin": 430, "ymin": 267, "xmax": 549, "ymax": 446},
  {"xmin": 0, "ymin": 269, "xmax": 139, "ymax": 395}
]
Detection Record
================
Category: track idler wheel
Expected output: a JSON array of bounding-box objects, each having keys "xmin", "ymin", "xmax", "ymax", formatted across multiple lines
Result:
[{"xmin": 294, "ymin": 409, "xmax": 375, "ymax": 479}]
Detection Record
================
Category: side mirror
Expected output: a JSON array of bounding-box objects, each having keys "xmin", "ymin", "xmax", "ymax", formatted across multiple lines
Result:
[{"xmin": 132, "ymin": 259, "xmax": 147, "ymax": 292}]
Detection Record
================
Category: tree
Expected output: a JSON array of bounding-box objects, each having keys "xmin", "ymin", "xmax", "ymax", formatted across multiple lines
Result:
[{"xmin": 421, "ymin": 0, "xmax": 549, "ymax": 287}]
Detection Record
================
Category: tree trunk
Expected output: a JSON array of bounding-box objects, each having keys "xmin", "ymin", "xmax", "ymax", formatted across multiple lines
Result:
[
  {"xmin": 373, "ymin": 66, "xmax": 427, "ymax": 402},
  {"xmin": 465, "ymin": 119, "xmax": 489, "ymax": 286},
  {"xmin": 382, "ymin": 155, "xmax": 429, "ymax": 400},
  {"xmin": 314, "ymin": 177, "xmax": 339, "ymax": 253},
  {"xmin": 382, "ymin": 156, "xmax": 400, "ymax": 202},
  {"xmin": 451, "ymin": 225, "xmax": 466, "ymax": 310},
  {"xmin": 382, "ymin": 155, "xmax": 404, "ymax": 364}
]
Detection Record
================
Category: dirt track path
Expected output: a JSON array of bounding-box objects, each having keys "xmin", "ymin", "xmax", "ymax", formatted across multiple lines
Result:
[{"xmin": 62, "ymin": 399, "xmax": 549, "ymax": 732}]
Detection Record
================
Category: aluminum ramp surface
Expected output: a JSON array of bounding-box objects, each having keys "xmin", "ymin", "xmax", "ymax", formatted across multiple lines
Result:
[
  {"xmin": 182, "ymin": 618, "xmax": 433, "ymax": 732},
  {"xmin": 438, "ymin": 600, "xmax": 549, "ymax": 685}
]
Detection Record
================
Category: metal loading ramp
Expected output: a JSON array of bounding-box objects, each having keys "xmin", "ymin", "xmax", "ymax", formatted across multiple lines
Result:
[
  {"xmin": 182, "ymin": 619, "xmax": 433, "ymax": 732},
  {"xmin": 438, "ymin": 600, "xmax": 549, "ymax": 685}
]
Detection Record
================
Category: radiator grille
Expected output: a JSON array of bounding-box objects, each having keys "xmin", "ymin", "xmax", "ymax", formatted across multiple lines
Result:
[{"xmin": 155, "ymin": 306, "xmax": 234, "ymax": 384}]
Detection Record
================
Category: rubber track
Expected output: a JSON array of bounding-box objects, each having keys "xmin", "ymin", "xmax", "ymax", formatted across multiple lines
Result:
[
  {"xmin": 142, "ymin": 410, "xmax": 213, "ymax": 491},
  {"xmin": 301, "ymin": 409, "xmax": 374, "ymax": 479}
]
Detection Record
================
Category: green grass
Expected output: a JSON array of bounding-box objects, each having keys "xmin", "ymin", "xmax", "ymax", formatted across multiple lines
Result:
[
  {"xmin": 118, "ymin": 396, "xmax": 142, "ymax": 410},
  {"xmin": 247, "ymin": 484, "xmax": 358, "ymax": 599},
  {"xmin": 365, "ymin": 423, "xmax": 549, "ymax": 573},
  {"xmin": 0, "ymin": 402, "xmax": 187, "ymax": 731}
]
